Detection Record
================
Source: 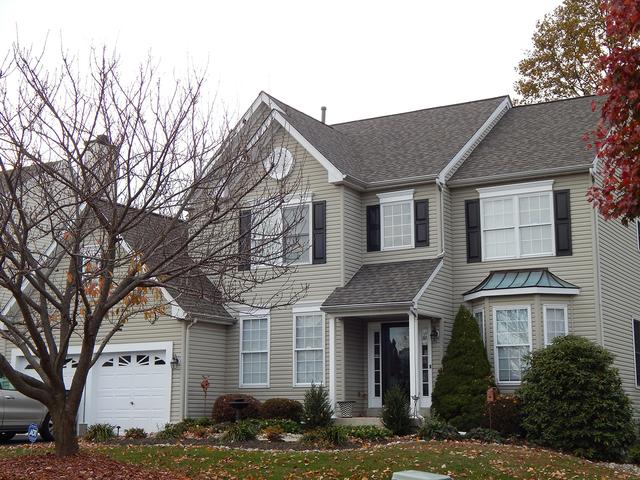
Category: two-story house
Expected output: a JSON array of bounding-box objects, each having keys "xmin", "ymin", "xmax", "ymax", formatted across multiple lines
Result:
[
  {"xmin": 2, "ymin": 91, "xmax": 638, "ymax": 434},
  {"xmin": 205, "ymin": 91, "xmax": 640, "ymax": 419}
]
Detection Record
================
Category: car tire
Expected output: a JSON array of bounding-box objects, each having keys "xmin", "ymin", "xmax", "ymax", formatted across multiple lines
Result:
[
  {"xmin": 0, "ymin": 432, "xmax": 16, "ymax": 442},
  {"xmin": 40, "ymin": 414, "xmax": 54, "ymax": 441}
]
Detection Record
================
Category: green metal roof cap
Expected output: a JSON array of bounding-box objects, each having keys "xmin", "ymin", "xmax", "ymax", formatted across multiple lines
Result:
[{"xmin": 463, "ymin": 268, "xmax": 578, "ymax": 297}]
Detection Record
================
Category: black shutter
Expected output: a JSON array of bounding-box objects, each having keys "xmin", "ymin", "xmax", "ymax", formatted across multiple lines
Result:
[
  {"xmin": 238, "ymin": 209, "xmax": 252, "ymax": 271},
  {"xmin": 554, "ymin": 190, "xmax": 572, "ymax": 256},
  {"xmin": 465, "ymin": 199, "xmax": 481, "ymax": 263},
  {"xmin": 312, "ymin": 201, "xmax": 326, "ymax": 264},
  {"xmin": 414, "ymin": 199, "xmax": 429, "ymax": 247},
  {"xmin": 366, "ymin": 205, "xmax": 380, "ymax": 252}
]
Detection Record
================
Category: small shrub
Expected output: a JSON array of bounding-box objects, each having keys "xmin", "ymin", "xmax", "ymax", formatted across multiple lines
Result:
[
  {"xmin": 155, "ymin": 418, "xmax": 215, "ymax": 440},
  {"xmin": 485, "ymin": 394, "xmax": 523, "ymax": 437},
  {"xmin": 301, "ymin": 427, "xmax": 347, "ymax": 448},
  {"xmin": 381, "ymin": 385, "xmax": 411, "ymax": 435},
  {"xmin": 628, "ymin": 442, "xmax": 640, "ymax": 464},
  {"xmin": 417, "ymin": 416, "xmax": 460, "ymax": 441},
  {"xmin": 302, "ymin": 384, "xmax": 333, "ymax": 429},
  {"xmin": 212, "ymin": 394, "xmax": 262, "ymax": 423},
  {"xmin": 85, "ymin": 423, "xmax": 116, "ymax": 442},
  {"xmin": 184, "ymin": 425, "xmax": 212, "ymax": 439},
  {"xmin": 261, "ymin": 398, "xmax": 303, "ymax": 422},
  {"xmin": 221, "ymin": 420, "xmax": 258, "ymax": 443},
  {"xmin": 249, "ymin": 418, "xmax": 302, "ymax": 434},
  {"xmin": 338, "ymin": 425, "xmax": 393, "ymax": 441},
  {"xmin": 124, "ymin": 427, "xmax": 147, "ymax": 440},
  {"xmin": 520, "ymin": 335, "xmax": 636, "ymax": 461},
  {"xmin": 262, "ymin": 425, "xmax": 285, "ymax": 442},
  {"xmin": 465, "ymin": 427, "xmax": 503, "ymax": 443},
  {"xmin": 432, "ymin": 306, "xmax": 494, "ymax": 431}
]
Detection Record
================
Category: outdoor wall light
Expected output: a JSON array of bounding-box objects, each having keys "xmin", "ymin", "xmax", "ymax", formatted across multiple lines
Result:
[
  {"xmin": 430, "ymin": 328, "xmax": 440, "ymax": 341},
  {"xmin": 170, "ymin": 354, "xmax": 180, "ymax": 368}
]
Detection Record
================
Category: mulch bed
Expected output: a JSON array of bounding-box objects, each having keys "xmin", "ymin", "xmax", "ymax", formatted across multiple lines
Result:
[
  {"xmin": 0, "ymin": 452, "xmax": 189, "ymax": 480},
  {"xmin": 106, "ymin": 436, "xmax": 368, "ymax": 450}
]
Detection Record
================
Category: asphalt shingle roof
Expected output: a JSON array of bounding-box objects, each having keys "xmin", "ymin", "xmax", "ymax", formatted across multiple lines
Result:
[
  {"xmin": 267, "ymin": 94, "xmax": 508, "ymax": 184},
  {"xmin": 322, "ymin": 258, "xmax": 442, "ymax": 308},
  {"xmin": 451, "ymin": 96, "xmax": 599, "ymax": 182}
]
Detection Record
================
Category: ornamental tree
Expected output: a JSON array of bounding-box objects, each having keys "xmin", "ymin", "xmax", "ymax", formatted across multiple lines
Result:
[
  {"xmin": 587, "ymin": 0, "xmax": 640, "ymax": 224},
  {"xmin": 0, "ymin": 44, "xmax": 303, "ymax": 456}
]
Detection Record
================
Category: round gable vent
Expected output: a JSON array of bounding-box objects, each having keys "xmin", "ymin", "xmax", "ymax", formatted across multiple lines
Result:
[{"xmin": 263, "ymin": 147, "xmax": 294, "ymax": 180}]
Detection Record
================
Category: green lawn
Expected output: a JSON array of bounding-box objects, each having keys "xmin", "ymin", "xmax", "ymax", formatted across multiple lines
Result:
[{"xmin": 1, "ymin": 440, "xmax": 638, "ymax": 479}]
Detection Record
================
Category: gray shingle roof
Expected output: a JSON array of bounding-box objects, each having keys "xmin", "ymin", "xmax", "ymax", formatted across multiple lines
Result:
[
  {"xmin": 267, "ymin": 94, "xmax": 508, "ymax": 184},
  {"xmin": 322, "ymin": 258, "xmax": 442, "ymax": 308},
  {"xmin": 450, "ymin": 96, "xmax": 599, "ymax": 183},
  {"xmin": 107, "ymin": 204, "xmax": 233, "ymax": 323}
]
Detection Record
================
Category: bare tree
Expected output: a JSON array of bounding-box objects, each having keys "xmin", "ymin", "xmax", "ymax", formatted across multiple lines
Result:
[{"xmin": 0, "ymin": 44, "xmax": 305, "ymax": 456}]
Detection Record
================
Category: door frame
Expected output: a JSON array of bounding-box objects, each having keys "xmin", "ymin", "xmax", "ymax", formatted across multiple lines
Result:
[{"xmin": 367, "ymin": 320, "xmax": 432, "ymax": 409}]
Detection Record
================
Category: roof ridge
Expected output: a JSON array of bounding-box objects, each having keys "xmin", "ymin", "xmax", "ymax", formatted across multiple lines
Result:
[
  {"xmin": 262, "ymin": 91, "xmax": 342, "ymax": 133},
  {"xmin": 330, "ymin": 95, "xmax": 510, "ymax": 126},
  {"xmin": 513, "ymin": 95, "xmax": 598, "ymax": 109}
]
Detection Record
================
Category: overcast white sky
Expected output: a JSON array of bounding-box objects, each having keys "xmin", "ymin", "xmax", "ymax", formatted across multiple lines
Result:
[{"xmin": 0, "ymin": 0, "xmax": 561, "ymax": 124}]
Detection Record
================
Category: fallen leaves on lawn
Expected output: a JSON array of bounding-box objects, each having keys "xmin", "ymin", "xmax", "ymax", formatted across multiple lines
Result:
[{"xmin": 0, "ymin": 452, "xmax": 189, "ymax": 480}]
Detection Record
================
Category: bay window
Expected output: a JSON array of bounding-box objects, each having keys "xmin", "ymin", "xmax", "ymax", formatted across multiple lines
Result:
[
  {"xmin": 479, "ymin": 181, "xmax": 554, "ymax": 260},
  {"xmin": 494, "ymin": 306, "xmax": 531, "ymax": 383},
  {"xmin": 543, "ymin": 304, "xmax": 568, "ymax": 346},
  {"xmin": 294, "ymin": 312, "xmax": 324, "ymax": 386},
  {"xmin": 473, "ymin": 308, "xmax": 485, "ymax": 344},
  {"xmin": 240, "ymin": 314, "xmax": 269, "ymax": 387}
]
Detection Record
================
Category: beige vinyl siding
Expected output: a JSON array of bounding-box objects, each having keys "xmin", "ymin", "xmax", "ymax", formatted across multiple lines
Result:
[
  {"xmin": 596, "ymin": 182, "xmax": 640, "ymax": 411},
  {"xmin": 342, "ymin": 187, "xmax": 362, "ymax": 283},
  {"xmin": 220, "ymin": 128, "xmax": 344, "ymax": 400},
  {"xmin": 186, "ymin": 321, "xmax": 227, "ymax": 418},
  {"xmin": 451, "ymin": 172, "xmax": 599, "ymax": 343},
  {"xmin": 362, "ymin": 183, "xmax": 440, "ymax": 264},
  {"xmin": 342, "ymin": 318, "xmax": 366, "ymax": 416}
]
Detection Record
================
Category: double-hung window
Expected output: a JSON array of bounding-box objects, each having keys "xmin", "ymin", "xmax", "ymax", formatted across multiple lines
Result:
[
  {"xmin": 251, "ymin": 210, "xmax": 282, "ymax": 265},
  {"xmin": 283, "ymin": 202, "xmax": 311, "ymax": 264},
  {"xmin": 377, "ymin": 190, "xmax": 414, "ymax": 250},
  {"xmin": 494, "ymin": 306, "xmax": 531, "ymax": 383},
  {"xmin": 543, "ymin": 304, "xmax": 568, "ymax": 346},
  {"xmin": 479, "ymin": 181, "xmax": 554, "ymax": 260},
  {"xmin": 294, "ymin": 311, "xmax": 324, "ymax": 386},
  {"xmin": 240, "ymin": 312, "xmax": 269, "ymax": 387}
]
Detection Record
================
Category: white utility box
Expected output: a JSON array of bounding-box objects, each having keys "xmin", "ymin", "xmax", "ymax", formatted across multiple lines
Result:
[{"xmin": 391, "ymin": 471, "xmax": 451, "ymax": 480}]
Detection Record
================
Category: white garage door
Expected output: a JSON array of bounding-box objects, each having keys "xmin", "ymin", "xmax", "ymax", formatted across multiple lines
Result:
[{"xmin": 92, "ymin": 350, "xmax": 170, "ymax": 433}]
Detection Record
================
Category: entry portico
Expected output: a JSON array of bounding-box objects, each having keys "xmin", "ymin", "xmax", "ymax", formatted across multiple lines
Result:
[{"xmin": 321, "ymin": 258, "xmax": 444, "ymax": 416}]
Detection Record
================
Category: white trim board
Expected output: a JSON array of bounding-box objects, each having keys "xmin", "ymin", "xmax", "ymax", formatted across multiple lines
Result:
[
  {"xmin": 463, "ymin": 286, "xmax": 580, "ymax": 302},
  {"xmin": 477, "ymin": 179, "xmax": 554, "ymax": 199}
]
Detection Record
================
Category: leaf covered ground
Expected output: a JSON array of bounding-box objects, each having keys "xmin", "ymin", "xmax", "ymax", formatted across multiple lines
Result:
[{"xmin": 0, "ymin": 440, "xmax": 638, "ymax": 479}]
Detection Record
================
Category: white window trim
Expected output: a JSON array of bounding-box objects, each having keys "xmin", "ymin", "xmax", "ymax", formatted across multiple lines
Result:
[
  {"xmin": 479, "ymin": 180, "xmax": 555, "ymax": 261},
  {"xmin": 292, "ymin": 306, "xmax": 325, "ymax": 388},
  {"xmin": 543, "ymin": 304, "xmax": 569, "ymax": 346},
  {"xmin": 377, "ymin": 189, "xmax": 415, "ymax": 251},
  {"xmin": 632, "ymin": 318, "xmax": 640, "ymax": 389},
  {"xmin": 473, "ymin": 307, "xmax": 486, "ymax": 344},
  {"xmin": 367, "ymin": 322, "xmax": 382, "ymax": 408},
  {"xmin": 251, "ymin": 193, "xmax": 313, "ymax": 268},
  {"xmin": 493, "ymin": 305, "xmax": 532, "ymax": 386},
  {"xmin": 239, "ymin": 309, "xmax": 270, "ymax": 388}
]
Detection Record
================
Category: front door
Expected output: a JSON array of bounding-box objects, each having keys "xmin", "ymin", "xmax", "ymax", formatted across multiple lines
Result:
[{"xmin": 381, "ymin": 323, "xmax": 410, "ymax": 402}]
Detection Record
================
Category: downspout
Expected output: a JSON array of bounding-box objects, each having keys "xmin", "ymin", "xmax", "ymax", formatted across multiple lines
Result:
[
  {"xmin": 436, "ymin": 178, "xmax": 446, "ymax": 257},
  {"xmin": 182, "ymin": 316, "xmax": 198, "ymax": 420}
]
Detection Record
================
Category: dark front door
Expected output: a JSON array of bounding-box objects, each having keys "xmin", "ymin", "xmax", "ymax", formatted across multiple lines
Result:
[{"xmin": 381, "ymin": 323, "xmax": 410, "ymax": 403}]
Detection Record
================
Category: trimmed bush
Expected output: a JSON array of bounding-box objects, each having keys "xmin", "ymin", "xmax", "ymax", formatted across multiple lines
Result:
[
  {"xmin": 417, "ymin": 416, "xmax": 460, "ymax": 441},
  {"xmin": 85, "ymin": 424, "xmax": 116, "ymax": 442},
  {"xmin": 520, "ymin": 335, "xmax": 635, "ymax": 461},
  {"xmin": 212, "ymin": 394, "xmax": 262, "ymax": 423},
  {"xmin": 221, "ymin": 420, "xmax": 258, "ymax": 443},
  {"xmin": 485, "ymin": 394, "xmax": 523, "ymax": 437},
  {"xmin": 124, "ymin": 427, "xmax": 147, "ymax": 439},
  {"xmin": 465, "ymin": 427, "xmax": 503, "ymax": 443},
  {"xmin": 381, "ymin": 385, "xmax": 412, "ymax": 435},
  {"xmin": 302, "ymin": 384, "xmax": 333, "ymax": 429},
  {"xmin": 432, "ymin": 306, "xmax": 494, "ymax": 431},
  {"xmin": 261, "ymin": 398, "xmax": 303, "ymax": 421}
]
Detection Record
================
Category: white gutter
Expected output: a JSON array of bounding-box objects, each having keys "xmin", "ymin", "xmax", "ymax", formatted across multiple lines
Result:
[{"xmin": 182, "ymin": 316, "xmax": 197, "ymax": 419}]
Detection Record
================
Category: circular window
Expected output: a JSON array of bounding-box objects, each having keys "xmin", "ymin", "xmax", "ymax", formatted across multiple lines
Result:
[{"xmin": 263, "ymin": 147, "xmax": 294, "ymax": 180}]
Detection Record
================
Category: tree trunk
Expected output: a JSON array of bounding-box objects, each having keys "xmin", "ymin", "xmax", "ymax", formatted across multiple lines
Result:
[{"xmin": 52, "ymin": 407, "xmax": 79, "ymax": 457}]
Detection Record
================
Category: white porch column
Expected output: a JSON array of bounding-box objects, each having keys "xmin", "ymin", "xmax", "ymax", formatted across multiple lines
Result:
[
  {"xmin": 328, "ymin": 314, "xmax": 337, "ymax": 414},
  {"xmin": 408, "ymin": 310, "xmax": 420, "ymax": 406}
]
